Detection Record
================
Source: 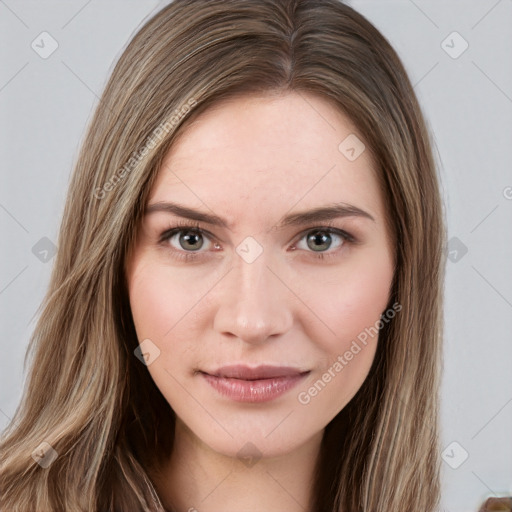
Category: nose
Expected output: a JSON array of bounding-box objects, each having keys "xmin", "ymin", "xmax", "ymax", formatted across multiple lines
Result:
[{"xmin": 212, "ymin": 248, "xmax": 293, "ymax": 345}]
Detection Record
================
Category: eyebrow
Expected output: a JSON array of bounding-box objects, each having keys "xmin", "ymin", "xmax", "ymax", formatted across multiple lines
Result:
[{"xmin": 145, "ymin": 201, "xmax": 375, "ymax": 230}]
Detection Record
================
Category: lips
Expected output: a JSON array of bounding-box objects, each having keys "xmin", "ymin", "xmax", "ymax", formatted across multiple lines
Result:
[
  {"xmin": 207, "ymin": 365, "xmax": 307, "ymax": 380},
  {"xmin": 199, "ymin": 365, "xmax": 310, "ymax": 403}
]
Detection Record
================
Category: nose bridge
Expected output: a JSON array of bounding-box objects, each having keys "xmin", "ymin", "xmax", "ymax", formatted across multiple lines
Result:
[{"xmin": 213, "ymin": 243, "xmax": 292, "ymax": 343}]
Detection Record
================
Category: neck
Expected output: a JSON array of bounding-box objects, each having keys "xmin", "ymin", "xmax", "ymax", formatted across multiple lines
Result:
[{"xmin": 153, "ymin": 419, "xmax": 323, "ymax": 512}]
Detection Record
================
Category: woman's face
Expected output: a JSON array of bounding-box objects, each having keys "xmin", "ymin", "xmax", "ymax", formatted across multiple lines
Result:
[{"xmin": 125, "ymin": 91, "xmax": 395, "ymax": 460}]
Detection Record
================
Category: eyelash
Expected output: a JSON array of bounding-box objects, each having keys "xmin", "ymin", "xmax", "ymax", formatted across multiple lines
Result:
[{"xmin": 158, "ymin": 219, "xmax": 357, "ymax": 263}]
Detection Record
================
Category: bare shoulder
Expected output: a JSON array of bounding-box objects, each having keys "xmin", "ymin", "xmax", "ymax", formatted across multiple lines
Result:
[{"xmin": 478, "ymin": 497, "xmax": 512, "ymax": 511}]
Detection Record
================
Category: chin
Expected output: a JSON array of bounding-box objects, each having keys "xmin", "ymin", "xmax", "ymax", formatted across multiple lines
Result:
[{"xmin": 175, "ymin": 411, "xmax": 323, "ymax": 463}]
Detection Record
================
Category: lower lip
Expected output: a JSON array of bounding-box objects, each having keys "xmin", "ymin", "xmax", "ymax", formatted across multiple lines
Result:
[{"xmin": 200, "ymin": 372, "xmax": 308, "ymax": 403}]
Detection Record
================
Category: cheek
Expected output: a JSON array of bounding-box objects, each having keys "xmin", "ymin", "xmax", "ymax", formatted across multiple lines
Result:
[
  {"xmin": 296, "ymin": 247, "xmax": 393, "ymax": 410},
  {"xmin": 300, "ymin": 246, "xmax": 394, "ymax": 357},
  {"xmin": 296, "ymin": 258, "xmax": 393, "ymax": 416},
  {"xmin": 128, "ymin": 258, "xmax": 198, "ymax": 340},
  {"xmin": 127, "ymin": 258, "xmax": 218, "ymax": 382},
  {"xmin": 129, "ymin": 269, "xmax": 168, "ymax": 340}
]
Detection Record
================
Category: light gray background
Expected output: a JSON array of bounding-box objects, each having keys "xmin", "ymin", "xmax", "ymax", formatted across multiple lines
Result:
[{"xmin": 1, "ymin": 1, "xmax": 511, "ymax": 510}]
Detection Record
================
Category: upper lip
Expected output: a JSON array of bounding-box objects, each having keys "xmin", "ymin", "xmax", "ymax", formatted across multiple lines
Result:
[{"xmin": 203, "ymin": 365, "xmax": 309, "ymax": 380}]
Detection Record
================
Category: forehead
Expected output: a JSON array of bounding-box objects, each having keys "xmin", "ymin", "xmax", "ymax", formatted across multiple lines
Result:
[{"xmin": 148, "ymin": 92, "xmax": 385, "ymax": 229}]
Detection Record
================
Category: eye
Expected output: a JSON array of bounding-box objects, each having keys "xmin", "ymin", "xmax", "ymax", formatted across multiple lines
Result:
[
  {"xmin": 158, "ymin": 222, "xmax": 356, "ymax": 262},
  {"xmin": 169, "ymin": 228, "xmax": 208, "ymax": 251},
  {"xmin": 158, "ymin": 222, "xmax": 216, "ymax": 262},
  {"xmin": 292, "ymin": 228, "xmax": 355, "ymax": 260}
]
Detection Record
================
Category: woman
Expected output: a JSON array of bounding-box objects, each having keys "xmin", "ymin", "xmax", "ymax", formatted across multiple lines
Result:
[{"xmin": 0, "ymin": 0, "xmax": 446, "ymax": 510}]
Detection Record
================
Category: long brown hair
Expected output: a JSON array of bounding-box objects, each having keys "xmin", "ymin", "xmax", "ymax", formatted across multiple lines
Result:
[{"xmin": 0, "ymin": 1, "xmax": 446, "ymax": 510}]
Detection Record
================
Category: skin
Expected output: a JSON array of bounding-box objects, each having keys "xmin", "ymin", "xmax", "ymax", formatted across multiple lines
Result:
[{"xmin": 125, "ymin": 91, "xmax": 395, "ymax": 512}]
